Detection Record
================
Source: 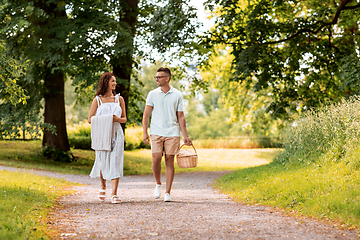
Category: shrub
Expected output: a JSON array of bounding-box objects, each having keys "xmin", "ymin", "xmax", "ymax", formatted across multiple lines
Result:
[
  {"xmin": 41, "ymin": 146, "xmax": 75, "ymax": 163},
  {"xmin": 68, "ymin": 136, "xmax": 91, "ymax": 150},
  {"xmin": 67, "ymin": 123, "xmax": 149, "ymax": 150},
  {"xmin": 275, "ymin": 96, "xmax": 360, "ymax": 167},
  {"xmin": 125, "ymin": 125, "xmax": 147, "ymax": 150}
]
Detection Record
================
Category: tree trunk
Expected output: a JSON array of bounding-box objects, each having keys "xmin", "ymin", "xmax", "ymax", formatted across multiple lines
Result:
[
  {"xmin": 113, "ymin": 0, "xmax": 139, "ymax": 132},
  {"xmin": 31, "ymin": 1, "xmax": 70, "ymax": 152},
  {"xmin": 42, "ymin": 69, "xmax": 70, "ymax": 152}
]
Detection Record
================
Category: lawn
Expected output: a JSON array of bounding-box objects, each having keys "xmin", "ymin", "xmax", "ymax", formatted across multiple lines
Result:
[
  {"xmin": 0, "ymin": 141, "xmax": 279, "ymax": 175},
  {"xmin": 0, "ymin": 170, "xmax": 73, "ymax": 239}
]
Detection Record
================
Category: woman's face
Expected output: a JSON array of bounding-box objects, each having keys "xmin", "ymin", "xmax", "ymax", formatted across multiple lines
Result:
[{"xmin": 108, "ymin": 76, "xmax": 117, "ymax": 91}]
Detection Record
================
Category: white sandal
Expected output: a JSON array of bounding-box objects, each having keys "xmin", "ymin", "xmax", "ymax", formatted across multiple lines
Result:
[
  {"xmin": 111, "ymin": 195, "xmax": 121, "ymax": 204},
  {"xmin": 98, "ymin": 189, "xmax": 106, "ymax": 202}
]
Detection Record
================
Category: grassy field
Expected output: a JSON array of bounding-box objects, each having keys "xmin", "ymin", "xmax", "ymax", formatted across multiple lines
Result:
[
  {"xmin": 216, "ymin": 98, "xmax": 360, "ymax": 229},
  {"xmin": 0, "ymin": 170, "xmax": 73, "ymax": 239},
  {"xmin": 0, "ymin": 141, "xmax": 279, "ymax": 175}
]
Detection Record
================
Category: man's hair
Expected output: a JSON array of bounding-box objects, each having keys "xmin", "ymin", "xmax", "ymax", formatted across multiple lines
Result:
[{"xmin": 157, "ymin": 67, "xmax": 171, "ymax": 80}]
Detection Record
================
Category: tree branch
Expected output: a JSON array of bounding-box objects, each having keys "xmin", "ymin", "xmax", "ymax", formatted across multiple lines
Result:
[
  {"xmin": 263, "ymin": 0, "xmax": 358, "ymax": 45},
  {"xmin": 210, "ymin": 31, "xmax": 234, "ymax": 45}
]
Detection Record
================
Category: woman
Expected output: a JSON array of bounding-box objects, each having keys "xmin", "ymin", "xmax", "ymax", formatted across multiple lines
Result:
[{"xmin": 88, "ymin": 72, "xmax": 127, "ymax": 204}]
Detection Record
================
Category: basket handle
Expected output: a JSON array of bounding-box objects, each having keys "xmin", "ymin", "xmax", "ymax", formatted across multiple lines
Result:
[{"xmin": 179, "ymin": 144, "xmax": 197, "ymax": 153}]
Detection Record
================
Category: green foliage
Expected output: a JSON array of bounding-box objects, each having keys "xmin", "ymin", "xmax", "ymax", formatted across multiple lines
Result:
[
  {"xmin": 216, "ymin": 97, "xmax": 360, "ymax": 227},
  {"xmin": 147, "ymin": 0, "xmax": 201, "ymax": 54},
  {"xmin": 203, "ymin": 0, "xmax": 360, "ymax": 117},
  {"xmin": 68, "ymin": 136, "xmax": 91, "ymax": 150},
  {"xmin": 41, "ymin": 146, "xmax": 75, "ymax": 163},
  {"xmin": 275, "ymin": 96, "xmax": 360, "ymax": 166},
  {"xmin": 339, "ymin": 54, "xmax": 360, "ymax": 95},
  {"xmin": 193, "ymin": 136, "xmax": 282, "ymax": 149},
  {"xmin": 0, "ymin": 41, "xmax": 28, "ymax": 105},
  {"xmin": 67, "ymin": 123, "xmax": 150, "ymax": 150},
  {"xmin": 125, "ymin": 125, "xmax": 150, "ymax": 150},
  {"xmin": 0, "ymin": 170, "xmax": 72, "ymax": 239},
  {"xmin": 65, "ymin": 78, "xmax": 92, "ymax": 125},
  {"xmin": 199, "ymin": 45, "xmax": 285, "ymax": 137}
]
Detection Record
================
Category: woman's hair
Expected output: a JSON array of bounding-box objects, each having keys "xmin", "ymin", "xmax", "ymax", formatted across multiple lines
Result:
[{"xmin": 95, "ymin": 72, "xmax": 116, "ymax": 96}]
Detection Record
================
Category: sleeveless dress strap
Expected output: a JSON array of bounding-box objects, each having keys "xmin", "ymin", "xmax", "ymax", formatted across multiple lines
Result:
[
  {"xmin": 96, "ymin": 96, "xmax": 102, "ymax": 106},
  {"xmin": 115, "ymin": 93, "xmax": 120, "ymax": 103}
]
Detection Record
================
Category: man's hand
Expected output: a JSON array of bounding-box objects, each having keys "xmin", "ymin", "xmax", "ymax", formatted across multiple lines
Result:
[
  {"xmin": 184, "ymin": 136, "xmax": 192, "ymax": 146},
  {"xmin": 143, "ymin": 133, "xmax": 150, "ymax": 145}
]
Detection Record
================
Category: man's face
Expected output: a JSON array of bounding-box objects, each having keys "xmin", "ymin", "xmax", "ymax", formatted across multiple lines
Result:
[{"xmin": 155, "ymin": 72, "xmax": 170, "ymax": 87}]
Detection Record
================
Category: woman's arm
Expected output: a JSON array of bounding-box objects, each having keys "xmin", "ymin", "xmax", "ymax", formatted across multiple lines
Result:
[
  {"xmin": 114, "ymin": 96, "xmax": 127, "ymax": 123},
  {"xmin": 88, "ymin": 97, "xmax": 98, "ymax": 124}
]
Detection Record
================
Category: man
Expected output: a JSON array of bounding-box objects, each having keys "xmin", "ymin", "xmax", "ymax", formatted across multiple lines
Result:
[{"xmin": 142, "ymin": 67, "xmax": 192, "ymax": 202}]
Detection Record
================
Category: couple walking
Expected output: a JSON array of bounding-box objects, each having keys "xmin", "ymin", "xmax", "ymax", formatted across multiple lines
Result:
[{"xmin": 88, "ymin": 67, "xmax": 192, "ymax": 203}]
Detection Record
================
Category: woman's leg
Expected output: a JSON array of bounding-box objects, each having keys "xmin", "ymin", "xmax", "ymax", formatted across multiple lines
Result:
[
  {"xmin": 100, "ymin": 171, "xmax": 106, "ymax": 189},
  {"xmin": 98, "ymin": 171, "xmax": 106, "ymax": 201},
  {"xmin": 111, "ymin": 178, "xmax": 120, "ymax": 196}
]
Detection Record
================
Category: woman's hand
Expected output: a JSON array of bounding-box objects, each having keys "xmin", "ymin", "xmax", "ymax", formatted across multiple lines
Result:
[{"xmin": 113, "ymin": 115, "xmax": 126, "ymax": 123}]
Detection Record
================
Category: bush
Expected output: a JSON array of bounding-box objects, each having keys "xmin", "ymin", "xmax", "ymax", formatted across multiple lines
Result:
[
  {"xmin": 41, "ymin": 146, "xmax": 75, "ymax": 163},
  {"xmin": 68, "ymin": 136, "xmax": 91, "ymax": 150},
  {"xmin": 67, "ymin": 123, "xmax": 149, "ymax": 150},
  {"xmin": 275, "ymin": 96, "xmax": 360, "ymax": 167},
  {"xmin": 125, "ymin": 125, "xmax": 149, "ymax": 150}
]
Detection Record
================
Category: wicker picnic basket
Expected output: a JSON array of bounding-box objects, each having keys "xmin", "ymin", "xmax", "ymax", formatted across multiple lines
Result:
[{"xmin": 176, "ymin": 144, "xmax": 198, "ymax": 168}]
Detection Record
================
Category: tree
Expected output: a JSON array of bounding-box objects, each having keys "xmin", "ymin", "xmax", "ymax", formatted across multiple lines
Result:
[
  {"xmin": 1, "ymin": 0, "xmax": 199, "ymax": 151},
  {"xmin": 0, "ymin": 41, "xmax": 28, "ymax": 106},
  {"xmin": 0, "ymin": 41, "xmax": 43, "ymax": 140},
  {"xmin": 203, "ymin": 0, "xmax": 360, "ymax": 118},
  {"xmin": 200, "ymin": 45, "xmax": 284, "ymax": 136}
]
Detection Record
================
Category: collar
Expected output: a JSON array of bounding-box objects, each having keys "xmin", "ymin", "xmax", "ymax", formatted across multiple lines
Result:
[{"xmin": 157, "ymin": 86, "xmax": 174, "ymax": 94}]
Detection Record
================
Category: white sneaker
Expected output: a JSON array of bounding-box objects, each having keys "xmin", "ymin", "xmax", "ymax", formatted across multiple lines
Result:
[
  {"xmin": 164, "ymin": 193, "xmax": 171, "ymax": 202},
  {"xmin": 154, "ymin": 184, "xmax": 161, "ymax": 198}
]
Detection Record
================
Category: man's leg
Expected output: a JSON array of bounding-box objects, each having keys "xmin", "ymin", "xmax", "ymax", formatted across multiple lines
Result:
[
  {"xmin": 152, "ymin": 153, "xmax": 163, "ymax": 185},
  {"xmin": 164, "ymin": 154, "xmax": 175, "ymax": 194}
]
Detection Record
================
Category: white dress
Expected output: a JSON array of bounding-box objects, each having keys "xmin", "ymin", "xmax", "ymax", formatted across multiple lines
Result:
[{"xmin": 89, "ymin": 94, "xmax": 124, "ymax": 180}]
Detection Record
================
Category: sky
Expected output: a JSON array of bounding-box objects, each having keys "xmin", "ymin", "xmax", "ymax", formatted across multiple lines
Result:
[{"xmin": 189, "ymin": 0, "xmax": 215, "ymax": 33}]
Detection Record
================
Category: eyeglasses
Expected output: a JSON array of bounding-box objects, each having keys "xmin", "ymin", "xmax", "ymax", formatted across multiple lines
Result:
[{"xmin": 154, "ymin": 76, "xmax": 169, "ymax": 80}]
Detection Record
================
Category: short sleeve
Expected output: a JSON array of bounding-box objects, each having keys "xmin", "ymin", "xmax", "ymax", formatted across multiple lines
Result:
[
  {"xmin": 145, "ymin": 91, "xmax": 154, "ymax": 107},
  {"xmin": 177, "ymin": 93, "xmax": 184, "ymax": 112}
]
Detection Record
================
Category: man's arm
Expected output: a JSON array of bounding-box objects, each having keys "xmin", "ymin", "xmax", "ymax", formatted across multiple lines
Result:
[
  {"xmin": 177, "ymin": 111, "xmax": 192, "ymax": 145},
  {"xmin": 142, "ymin": 105, "xmax": 153, "ymax": 145}
]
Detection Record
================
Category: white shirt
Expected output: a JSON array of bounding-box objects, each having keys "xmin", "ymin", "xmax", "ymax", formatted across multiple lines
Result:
[{"xmin": 146, "ymin": 86, "xmax": 184, "ymax": 137}]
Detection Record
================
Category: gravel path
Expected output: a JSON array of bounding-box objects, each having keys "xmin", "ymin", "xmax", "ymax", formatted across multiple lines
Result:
[{"xmin": 1, "ymin": 166, "xmax": 359, "ymax": 239}]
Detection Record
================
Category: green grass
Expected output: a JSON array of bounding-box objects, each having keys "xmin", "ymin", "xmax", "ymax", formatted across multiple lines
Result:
[
  {"xmin": 216, "ymin": 160, "xmax": 360, "ymax": 228},
  {"xmin": 216, "ymin": 97, "xmax": 360, "ymax": 228},
  {"xmin": 0, "ymin": 170, "xmax": 73, "ymax": 239},
  {"xmin": 0, "ymin": 141, "xmax": 278, "ymax": 175},
  {"xmin": 193, "ymin": 136, "xmax": 282, "ymax": 149}
]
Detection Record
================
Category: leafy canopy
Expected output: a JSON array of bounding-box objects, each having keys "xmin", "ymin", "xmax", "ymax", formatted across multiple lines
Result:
[{"xmin": 203, "ymin": 0, "xmax": 360, "ymax": 118}]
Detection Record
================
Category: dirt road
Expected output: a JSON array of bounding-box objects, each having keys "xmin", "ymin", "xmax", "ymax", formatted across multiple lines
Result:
[{"xmin": 1, "ymin": 166, "xmax": 358, "ymax": 239}]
